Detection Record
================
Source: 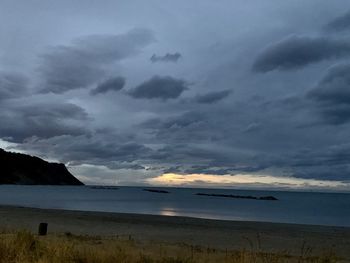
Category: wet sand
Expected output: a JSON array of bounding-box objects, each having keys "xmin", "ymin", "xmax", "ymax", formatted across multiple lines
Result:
[{"xmin": 0, "ymin": 205, "xmax": 349, "ymax": 258}]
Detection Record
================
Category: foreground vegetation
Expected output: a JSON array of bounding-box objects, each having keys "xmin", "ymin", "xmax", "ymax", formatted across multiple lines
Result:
[{"xmin": 0, "ymin": 231, "xmax": 341, "ymax": 263}]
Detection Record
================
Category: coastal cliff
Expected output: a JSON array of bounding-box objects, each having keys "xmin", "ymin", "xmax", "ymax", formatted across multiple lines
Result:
[{"xmin": 0, "ymin": 148, "xmax": 83, "ymax": 185}]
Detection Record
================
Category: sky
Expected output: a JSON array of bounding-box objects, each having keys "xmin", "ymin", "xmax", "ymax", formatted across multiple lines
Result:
[{"xmin": 1, "ymin": 0, "xmax": 350, "ymax": 191}]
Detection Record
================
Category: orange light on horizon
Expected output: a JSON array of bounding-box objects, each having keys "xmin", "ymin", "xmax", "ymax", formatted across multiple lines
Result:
[{"xmin": 146, "ymin": 172, "xmax": 346, "ymax": 189}]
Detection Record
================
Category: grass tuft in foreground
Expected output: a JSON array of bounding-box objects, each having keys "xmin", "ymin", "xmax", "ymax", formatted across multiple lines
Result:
[{"xmin": 0, "ymin": 231, "xmax": 341, "ymax": 263}]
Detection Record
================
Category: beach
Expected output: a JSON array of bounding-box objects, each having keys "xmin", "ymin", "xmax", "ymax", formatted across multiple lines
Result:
[{"xmin": 1, "ymin": 205, "xmax": 349, "ymax": 260}]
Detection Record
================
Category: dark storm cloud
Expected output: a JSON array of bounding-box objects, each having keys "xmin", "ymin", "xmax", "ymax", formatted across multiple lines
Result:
[
  {"xmin": 325, "ymin": 11, "xmax": 350, "ymax": 32},
  {"xmin": 308, "ymin": 64, "xmax": 350, "ymax": 104},
  {"xmin": 0, "ymin": 102, "xmax": 88, "ymax": 142},
  {"xmin": 141, "ymin": 111, "xmax": 208, "ymax": 138},
  {"xmin": 285, "ymin": 144, "xmax": 350, "ymax": 181},
  {"xmin": 13, "ymin": 101, "xmax": 350, "ymax": 182},
  {"xmin": 318, "ymin": 105, "xmax": 350, "ymax": 125},
  {"xmin": 155, "ymin": 140, "xmax": 350, "ymax": 181},
  {"xmin": 150, "ymin": 52, "xmax": 182, "ymax": 63},
  {"xmin": 195, "ymin": 89, "xmax": 232, "ymax": 104},
  {"xmin": 0, "ymin": 72, "xmax": 28, "ymax": 100},
  {"xmin": 242, "ymin": 122, "xmax": 261, "ymax": 133},
  {"xmin": 137, "ymin": 100, "xmax": 350, "ymax": 182},
  {"xmin": 90, "ymin": 76, "xmax": 126, "ymax": 95},
  {"xmin": 128, "ymin": 75, "xmax": 188, "ymax": 100},
  {"xmin": 140, "ymin": 110, "xmax": 236, "ymax": 167},
  {"xmin": 307, "ymin": 64, "xmax": 350, "ymax": 124},
  {"xmin": 169, "ymin": 164, "xmax": 268, "ymax": 176},
  {"xmin": 38, "ymin": 28, "xmax": 154, "ymax": 94},
  {"xmin": 18, "ymin": 133, "xmax": 154, "ymax": 168},
  {"xmin": 252, "ymin": 35, "xmax": 350, "ymax": 72},
  {"xmin": 148, "ymin": 140, "xmax": 273, "ymax": 177},
  {"xmin": 22, "ymin": 103, "xmax": 88, "ymax": 120}
]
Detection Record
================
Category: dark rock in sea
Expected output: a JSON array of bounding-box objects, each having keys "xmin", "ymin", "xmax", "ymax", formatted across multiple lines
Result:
[
  {"xmin": 196, "ymin": 192, "xmax": 278, "ymax": 201},
  {"xmin": 89, "ymin": 186, "xmax": 119, "ymax": 190},
  {"xmin": 143, "ymin": 189, "xmax": 170, "ymax": 194},
  {"xmin": 259, "ymin": 196, "xmax": 278, "ymax": 201},
  {"xmin": 0, "ymin": 148, "xmax": 84, "ymax": 185}
]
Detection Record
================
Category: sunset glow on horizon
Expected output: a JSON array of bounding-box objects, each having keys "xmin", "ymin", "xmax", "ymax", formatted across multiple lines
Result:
[{"xmin": 147, "ymin": 173, "xmax": 348, "ymax": 190}]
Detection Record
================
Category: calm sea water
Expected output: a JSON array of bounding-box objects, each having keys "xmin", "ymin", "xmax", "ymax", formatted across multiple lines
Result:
[{"xmin": 0, "ymin": 185, "xmax": 349, "ymax": 227}]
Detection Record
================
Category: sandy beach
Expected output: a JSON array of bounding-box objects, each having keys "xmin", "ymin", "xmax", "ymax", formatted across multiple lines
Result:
[{"xmin": 0, "ymin": 205, "xmax": 349, "ymax": 259}]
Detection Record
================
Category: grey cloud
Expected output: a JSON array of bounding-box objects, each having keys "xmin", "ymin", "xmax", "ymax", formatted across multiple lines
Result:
[
  {"xmin": 325, "ymin": 11, "xmax": 350, "ymax": 32},
  {"xmin": 128, "ymin": 75, "xmax": 188, "ymax": 100},
  {"xmin": 149, "ymin": 141, "xmax": 271, "ymax": 177},
  {"xmin": 141, "ymin": 111, "xmax": 207, "ymax": 136},
  {"xmin": 3, "ymin": 1, "xmax": 350, "ymax": 187},
  {"xmin": 163, "ymin": 163, "xmax": 267, "ymax": 176},
  {"xmin": 192, "ymin": 165, "xmax": 267, "ymax": 175},
  {"xmin": 318, "ymin": 105, "xmax": 350, "ymax": 125},
  {"xmin": 286, "ymin": 144, "xmax": 350, "ymax": 181},
  {"xmin": 150, "ymin": 52, "xmax": 181, "ymax": 63},
  {"xmin": 90, "ymin": 76, "xmax": 126, "ymax": 95},
  {"xmin": 0, "ymin": 72, "xmax": 28, "ymax": 100},
  {"xmin": 12, "ymin": 99, "xmax": 350, "ymax": 182},
  {"xmin": 137, "ymin": 102, "xmax": 350, "ymax": 181},
  {"xmin": 39, "ymin": 28, "xmax": 154, "ymax": 94},
  {"xmin": 0, "ymin": 102, "xmax": 88, "ymax": 142},
  {"xmin": 252, "ymin": 35, "xmax": 350, "ymax": 72},
  {"xmin": 18, "ymin": 133, "xmax": 153, "ymax": 168},
  {"xmin": 195, "ymin": 89, "xmax": 232, "ymax": 104},
  {"xmin": 307, "ymin": 64, "xmax": 350, "ymax": 124},
  {"xmin": 243, "ymin": 122, "xmax": 261, "ymax": 133},
  {"xmin": 22, "ymin": 103, "xmax": 88, "ymax": 120},
  {"xmin": 308, "ymin": 64, "xmax": 350, "ymax": 104}
]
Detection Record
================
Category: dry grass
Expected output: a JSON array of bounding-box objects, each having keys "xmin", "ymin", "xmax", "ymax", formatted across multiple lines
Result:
[{"xmin": 0, "ymin": 230, "xmax": 341, "ymax": 263}]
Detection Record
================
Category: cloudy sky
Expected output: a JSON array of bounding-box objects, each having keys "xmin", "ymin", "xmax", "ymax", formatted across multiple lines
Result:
[{"xmin": 1, "ymin": 0, "xmax": 350, "ymax": 191}]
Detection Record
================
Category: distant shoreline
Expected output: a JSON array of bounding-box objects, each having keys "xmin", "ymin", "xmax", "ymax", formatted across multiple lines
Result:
[{"xmin": 0, "ymin": 205, "xmax": 349, "ymax": 258}]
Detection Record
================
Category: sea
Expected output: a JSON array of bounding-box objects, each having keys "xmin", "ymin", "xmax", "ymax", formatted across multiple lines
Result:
[{"xmin": 0, "ymin": 185, "xmax": 349, "ymax": 227}]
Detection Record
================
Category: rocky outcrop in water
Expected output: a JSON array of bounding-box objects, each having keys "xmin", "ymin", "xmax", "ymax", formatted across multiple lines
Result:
[
  {"xmin": 143, "ymin": 189, "xmax": 170, "ymax": 194},
  {"xmin": 196, "ymin": 193, "xmax": 278, "ymax": 201},
  {"xmin": 0, "ymin": 148, "xmax": 84, "ymax": 185}
]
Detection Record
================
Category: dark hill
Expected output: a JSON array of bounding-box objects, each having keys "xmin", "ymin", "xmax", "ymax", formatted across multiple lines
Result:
[{"xmin": 0, "ymin": 148, "xmax": 84, "ymax": 185}]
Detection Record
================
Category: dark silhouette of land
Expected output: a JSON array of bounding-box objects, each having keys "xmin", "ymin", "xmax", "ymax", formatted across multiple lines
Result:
[{"xmin": 0, "ymin": 148, "xmax": 83, "ymax": 185}]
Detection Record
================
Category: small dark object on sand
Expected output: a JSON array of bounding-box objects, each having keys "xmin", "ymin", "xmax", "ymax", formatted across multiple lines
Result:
[
  {"xmin": 38, "ymin": 222, "xmax": 48, "ymax": 236},
  {"xmin": 143, "ymin": 189, "xmax": 170, "ymax": 194}
]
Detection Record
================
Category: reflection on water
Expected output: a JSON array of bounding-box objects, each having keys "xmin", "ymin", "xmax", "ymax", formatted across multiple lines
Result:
[{"xmin": 159, "ymin": 207, "xmax": 179, "ymax": 217}]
